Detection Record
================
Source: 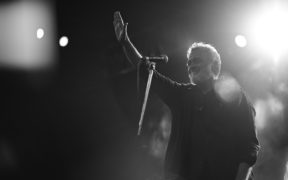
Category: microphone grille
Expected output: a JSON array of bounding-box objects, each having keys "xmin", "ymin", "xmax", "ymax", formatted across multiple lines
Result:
[{"xmin": 161, "ymin": 54, "xmax": 169, "ymax": 63}]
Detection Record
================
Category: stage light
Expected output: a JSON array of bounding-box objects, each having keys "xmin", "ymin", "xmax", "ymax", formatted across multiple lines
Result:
[
  {"xmin": 235, "ymin": 35, "xmax": 247, "ymax": 48},
  {"xmin": 37, "ymin": 28, "xmax": 44, "ymax": 39},
  {"xmin": 251, "ymin": 4, "xmax": 288, "ymax": 61},
  {"xmin": 59, "ymin": 36, "xmax": 68, "ymax": 47}
]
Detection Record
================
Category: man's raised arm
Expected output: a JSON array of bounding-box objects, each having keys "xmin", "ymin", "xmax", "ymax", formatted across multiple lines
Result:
[{"xmin": 113, "ymin": 11, "xmax": 142, "ymax": 67}]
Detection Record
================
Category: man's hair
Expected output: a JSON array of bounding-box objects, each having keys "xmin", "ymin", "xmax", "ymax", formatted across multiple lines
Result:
[{"xmin": 187, "ymin": 42, "xmax": 221, "ymax": 79}]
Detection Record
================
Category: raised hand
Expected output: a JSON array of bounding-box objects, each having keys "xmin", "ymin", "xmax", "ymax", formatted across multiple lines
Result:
[
  {"xmin": 113, "ymin": 11, "xmax": 128, "ymax": 42},
  {"xmin": 113, "ymin": 11, "xmax": 142, "ymax": 66}
]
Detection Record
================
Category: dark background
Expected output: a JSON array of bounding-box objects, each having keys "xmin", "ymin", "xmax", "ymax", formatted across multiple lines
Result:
[{"xmin": 1, "ymin": 0, "xmax": 288, "ymax": 179}]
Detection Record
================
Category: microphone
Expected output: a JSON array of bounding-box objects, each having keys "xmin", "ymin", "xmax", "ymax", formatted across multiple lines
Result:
[{"xmin": 142, "ymin": 55, "xmax": 169, "ymax": 63}]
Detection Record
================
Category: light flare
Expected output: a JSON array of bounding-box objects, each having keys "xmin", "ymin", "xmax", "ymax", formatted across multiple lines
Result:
[
  {"xmin": 251, "ymin": 4, "xmax": 288, "ymax": 63},
  {"xmin": 214, "ymin": 75, "xmax": 242, "ymax": 104}
]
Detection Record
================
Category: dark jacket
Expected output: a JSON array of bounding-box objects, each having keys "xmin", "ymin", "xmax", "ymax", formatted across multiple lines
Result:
[{"xmin": 140, "ymin": 61, "xmax": 260, "ymax": 180}]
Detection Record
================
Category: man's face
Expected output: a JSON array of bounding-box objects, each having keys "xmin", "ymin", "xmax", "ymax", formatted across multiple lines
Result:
[{"xmin": 187, "ymin": 48, "xmax": 214, "ymax": 85}]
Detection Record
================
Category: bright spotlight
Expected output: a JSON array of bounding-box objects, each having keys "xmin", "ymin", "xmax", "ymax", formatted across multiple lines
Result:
[
  {"xmin": 235, "ymin": 35, "xmax": 247, "ymax": 48},
  {"xmin": 251, "ymin": 4, "xmax": 288, "ymax": 61},
  {"xmin": 59, "ymin": 36, "xmax": 68, "ymax": 47},
  {"xmin": 36, "ymin": 28, "xmax": 44, "ymax": 39}
]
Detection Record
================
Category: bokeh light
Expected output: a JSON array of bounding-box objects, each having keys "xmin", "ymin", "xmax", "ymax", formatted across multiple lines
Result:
[
  {"xmin": 36, "ymin": 28, "xmax": 44, "ymax": 39},
  {"xmin": 59, "ymin": 36, "xmax": 69, "ymax": 47},
  {"xmin": 235, "ymin": 35, "xmax": 247, "ymax": 48}
]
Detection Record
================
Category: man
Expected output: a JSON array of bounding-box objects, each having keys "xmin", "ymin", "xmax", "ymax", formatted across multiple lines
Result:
[{"xmin": 113, "ymin": 11, "xmax": 260, "ymax": 180}]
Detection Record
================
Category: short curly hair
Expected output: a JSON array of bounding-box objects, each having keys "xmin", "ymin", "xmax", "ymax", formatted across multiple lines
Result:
[{"xmin": 187, "ymin": 42, "xmax": 221, "ymax": 79}]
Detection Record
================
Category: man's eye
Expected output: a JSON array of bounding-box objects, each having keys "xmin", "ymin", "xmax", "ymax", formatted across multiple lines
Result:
[
  {"xmin": 193, "ymin": 58, "xmax": 202, "ymax": 64},
  {"xmin": 188, "ymin": 58, "xmax": 202, "ymax": 66}
]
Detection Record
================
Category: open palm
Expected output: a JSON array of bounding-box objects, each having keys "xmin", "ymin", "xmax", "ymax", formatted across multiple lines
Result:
[{"xmin": 113, "ymin": 11, "xmax": 127, "ymax": 42}]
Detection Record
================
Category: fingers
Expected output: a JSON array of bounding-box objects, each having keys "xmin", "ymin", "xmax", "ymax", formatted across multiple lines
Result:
[
  {"xmin": 124, "ymin": 22, "xmax": 129, "ymax": 37},
  {"xmin": 114, "ymin": 11, "xmax": 120, "ymax": 19},
  {"xmin": 113, "ymin": 11, "xmax": 128, "ymax": 42},
  {"xmin": 113, "ymin": 11, "xmax": 124, "ymax": 25},
  {"xmin": 124, "ymin": 22, "xmax": 128, "ymax": 32},
  {"xmin": 113, "ymin": 12, "xmax": 124, "ymax": 33}
]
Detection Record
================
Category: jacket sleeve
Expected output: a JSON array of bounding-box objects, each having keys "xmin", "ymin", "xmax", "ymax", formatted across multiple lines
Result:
[
  {"xmin": 236, "ymin": 93, "xmax": 260, "ymax": 166},
  {"xmin": 138, "ymin": 60, "xmax": 182, "ymax": 108}
]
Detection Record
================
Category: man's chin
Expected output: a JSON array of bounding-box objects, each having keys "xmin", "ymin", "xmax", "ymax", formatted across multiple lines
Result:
[
  {"xmin": 190, "ymin": 75, "xmax": 207, "ymax": 84},
  {"xmin": 190, "ymin": 79, "xmax": 199, "ymax": 85},
  {"xmin": 192, "ymin": 77, "xmax": 212, "ymax": 85},
  {"xmin": 191, "ymin": 76, "xmax": 202, "ymax": 83}
]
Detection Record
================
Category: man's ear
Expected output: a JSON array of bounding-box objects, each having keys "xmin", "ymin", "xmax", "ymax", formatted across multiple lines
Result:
[{"xmin": 211, "ymin": 61, "xmax": 220, "ymax": 77}]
